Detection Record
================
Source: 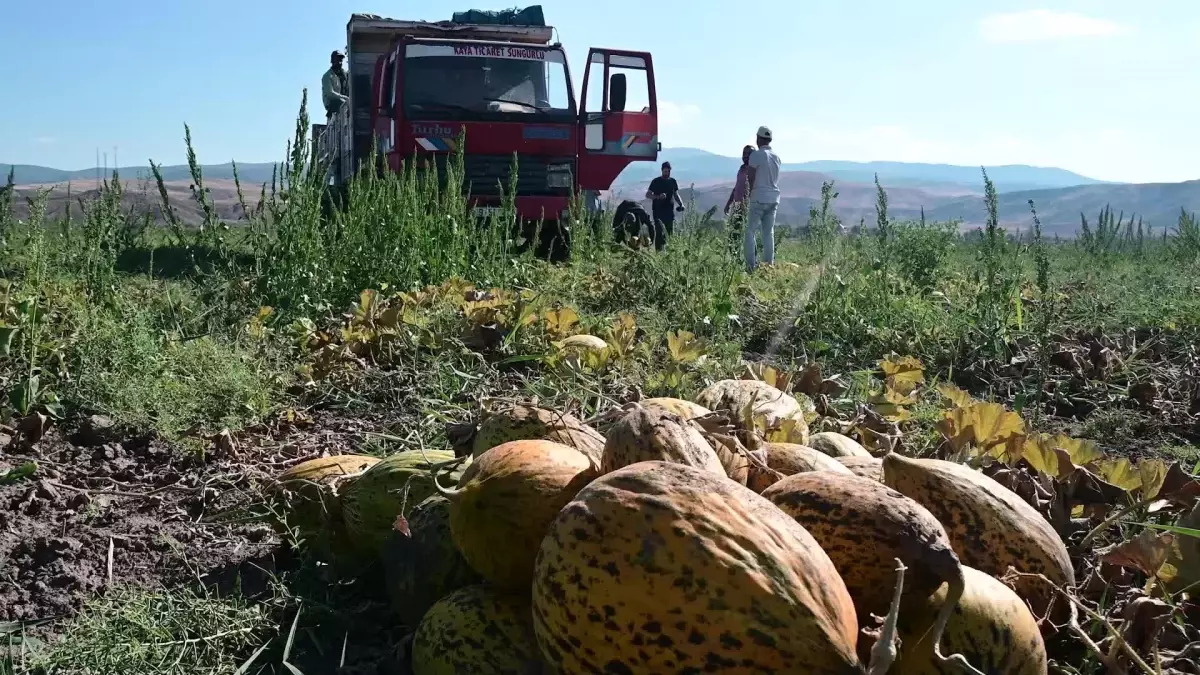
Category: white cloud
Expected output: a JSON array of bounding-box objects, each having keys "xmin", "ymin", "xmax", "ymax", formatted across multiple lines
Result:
[
  {"xmin": 657, "ymin": 101, "xmax": 701, "ymax": 127},
  {"xmin": 33, "ymin": 136, "xmax": 56, "ymax": 144},
  {"xmin": 979, "ymin": 9, "xmax": 1129, "ymax": 42}
]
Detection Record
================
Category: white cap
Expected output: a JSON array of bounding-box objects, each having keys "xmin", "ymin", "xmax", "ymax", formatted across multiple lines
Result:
[{"xmin": 757, "ymin": 126, "xmax": 773, "ymax": 140}]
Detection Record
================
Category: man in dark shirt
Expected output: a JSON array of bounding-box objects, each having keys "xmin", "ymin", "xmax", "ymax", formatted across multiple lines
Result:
[{"xmin": 644, "ymin": 161, "xmax": 684, "ymax": 250}]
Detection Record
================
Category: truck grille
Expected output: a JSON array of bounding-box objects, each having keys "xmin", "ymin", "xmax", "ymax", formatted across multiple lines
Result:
[{"xmin": 433, "ymin": 154, "xmax": 574, "ymax": 197}]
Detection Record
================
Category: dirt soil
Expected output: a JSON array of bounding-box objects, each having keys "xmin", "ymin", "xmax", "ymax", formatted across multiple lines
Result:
[
  {"xmin": 0, "ymin": 409, "xmax": 394, "ymax": 630},
  {"xmin": 0, "ymin": 423, "xmax": 266, "ymax": 626}
]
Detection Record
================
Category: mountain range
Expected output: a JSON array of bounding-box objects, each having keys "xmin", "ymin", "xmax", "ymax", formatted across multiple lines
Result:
[
  {"xmin": 6, "ymin": 150, "xmax": 1199, "ymax": 237},
  {"xmin": 613, "ymin": 148, "xmax": 1117, "ymax": 194}
]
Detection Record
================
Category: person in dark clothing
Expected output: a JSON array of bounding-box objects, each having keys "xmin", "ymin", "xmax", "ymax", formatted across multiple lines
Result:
[
  {"xmin": 612, "ymin": 199, "xmax": 653, "ymax": 248},
  {"xmin": 644, "ymin": 161, "xmax": 684, "ymax": 250},
  {"xmin": 322, "ymin": 50, "xmax": 349, "ymax": 119}
]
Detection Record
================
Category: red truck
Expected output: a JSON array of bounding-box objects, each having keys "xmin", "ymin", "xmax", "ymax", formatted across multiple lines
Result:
[{"xmin": 313, "ymin": 10, "xmax": 661, "ymax": 259}]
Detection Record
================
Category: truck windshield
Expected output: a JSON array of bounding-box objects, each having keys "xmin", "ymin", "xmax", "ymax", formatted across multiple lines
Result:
[{"xmin": 404, "ymin": 43, "xmax": 573, "ymax": 118}]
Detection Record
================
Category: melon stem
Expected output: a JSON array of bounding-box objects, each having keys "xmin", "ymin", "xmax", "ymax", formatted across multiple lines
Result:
[
  {"xmin": 931, "ymin": 568, "xmax": 986, "ymax": 675},
  {"xmin": 867, "ymin": 558, "xmax": 906, "ymax": 675},
  {"xmin": 419, "ymin": 446, "xmax": 468, "ymax": 498}
]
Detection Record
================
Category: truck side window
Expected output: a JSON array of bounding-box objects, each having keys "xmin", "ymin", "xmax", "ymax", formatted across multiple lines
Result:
[{"xmin": 381, "ymin": 58, "xmax": 396, "ymax": 110}]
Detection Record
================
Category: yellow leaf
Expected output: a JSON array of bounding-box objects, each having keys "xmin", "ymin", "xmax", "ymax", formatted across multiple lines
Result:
[
  {"xmin": 1021, "ymin": 434, "xmax": 1063, "ymax": 478},
  {"xmin": 938, "ymin": 402, "xmax": 1026, "ymax": 459},
  {"xmin": 603, "ymin": 312, "xmax": 638, "ymax": 358},
  {"xmin": 936, "ymin": 383, "xmax": 974, "ymax": 409},
  {"xmin": 880, "ymin": 355, "xmax": 925, "ymax": 385},
  {"xmin": 1055, "ymin": 436, "xmax": 1105, "ymax": 467},
  {"xmin": 667, "ymin": 331, "xmax": 705, "ymax": 364},
  {"xmin": 1020, "ymin": 434, "xmax": 1101, "ymax": 480},
  {"xmin": 1097, "ymin": 458, "xmax": 1141, "ymax": 492},
  {"xmin": 1138, "ymin": 459, "xmax": 1169, "ymax": 500},
  {"xmin": 543, "ymin": 306, "xmax": 580, "ymax": 338},
  {"xmin": 741, "ymin": 363, "xmax": 792, "ymax": 392},
  {"xmin": 875, "ymin": 388, "xmax": 917, "ymax": 407}
]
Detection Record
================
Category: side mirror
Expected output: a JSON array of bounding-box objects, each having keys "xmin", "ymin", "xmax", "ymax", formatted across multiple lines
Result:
[{"xmin": 608, "ymin": 73, "xmax": 627, "ymax": 113}]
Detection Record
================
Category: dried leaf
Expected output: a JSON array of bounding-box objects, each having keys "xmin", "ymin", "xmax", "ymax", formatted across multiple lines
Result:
[
  {"xmin": 1158, "ymin": 463, "xmax": 1200, "ymax": 506},
  {"xmin": 1161, "ymin": 502, "xmax": 1200, "ymax": 594},
  {"xmin": 1119, "ymin": 595, "xmax": 1175, "ymax": 656},
  {"xmin": 1099, "ymin": 530, "xmax": 1175, "ymax": 577},
  {"xmin": 792, "ymin": 363, "xmax": 824, "ymax": 396}
]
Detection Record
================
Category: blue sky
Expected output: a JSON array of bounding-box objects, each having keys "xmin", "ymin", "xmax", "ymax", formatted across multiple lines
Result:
[{"xmin": 3, "ymin": 0, "xmax": 1195, "ymax": 183}]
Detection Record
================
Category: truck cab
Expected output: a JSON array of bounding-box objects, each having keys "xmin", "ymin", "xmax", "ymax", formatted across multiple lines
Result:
[{"xmin": 314, "ymin": 11, "xmax": 659, "ymax": 253}]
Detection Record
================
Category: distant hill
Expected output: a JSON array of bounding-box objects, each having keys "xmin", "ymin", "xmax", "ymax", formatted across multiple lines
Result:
[
  {"xmin": 2, "ymin": 162, "xmax": 281, "ymax": 187},
  {"xmin": 7, "ymin": 150, "xmax": 1111, "ymax": 195},
  {"xmin": 9, "ymin": 153, "xmax": 1198, "ymax": 239},
  {"xmin": 922, "ymin": 181, "xmax": 1200, "ymax": 235},
  {"xmin": 613, "ymin": 148, "xmax": 1114, "ymax": 194},
  {"xmin": 604, "ymin": 170, "xmax": 1200, "ymax": 238}
]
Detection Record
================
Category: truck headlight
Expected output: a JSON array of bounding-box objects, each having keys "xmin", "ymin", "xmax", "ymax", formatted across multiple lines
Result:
[{"xmin": 546, "ymin": 163, "xmax": 573, "ymax": 188}]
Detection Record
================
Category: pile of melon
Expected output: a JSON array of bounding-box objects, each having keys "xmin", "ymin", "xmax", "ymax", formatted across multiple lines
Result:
[{"xmin": 269, "ymin": 379, "xmax": 1067, "ymax": 675}]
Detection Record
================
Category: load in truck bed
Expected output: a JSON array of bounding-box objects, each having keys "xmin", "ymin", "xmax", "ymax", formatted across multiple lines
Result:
[
  {"xmin": 450, "ymin": 5, "xmax": 546, "ymax": 26},
  {"xmin": 347, "ymin": 12, "xmax": 552, "ymax": 44}
]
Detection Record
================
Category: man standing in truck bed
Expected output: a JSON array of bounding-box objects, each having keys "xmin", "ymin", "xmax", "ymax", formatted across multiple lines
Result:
[
  {"xmin": 322, "ymin": 50, "xmax": 349, "ymax": 119},
  {"xmin": 645, "ymin": 161, "xmax": 684, "ymax": 251}
]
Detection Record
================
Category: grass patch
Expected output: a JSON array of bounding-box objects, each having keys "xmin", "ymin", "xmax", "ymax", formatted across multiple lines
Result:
[{"xmin": 26, "ymin": 587, "xmax": 274, "ymax": 675}]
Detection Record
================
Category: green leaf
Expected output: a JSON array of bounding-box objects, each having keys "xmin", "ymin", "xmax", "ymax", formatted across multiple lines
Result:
[
  {"xmin": 8, "ymin": 375, "xmax": 39, "ymax": 415},
  {"xmin": 0, "ymin": 325, "xmax": 16, "ymax": 357},
  {"xmin": 1137, "ymin": 522, "xmax": 1200, "ymax": 539},
  {"xmin": 0, "ymin": 462, "xmax": 37, "ymax": 485}
]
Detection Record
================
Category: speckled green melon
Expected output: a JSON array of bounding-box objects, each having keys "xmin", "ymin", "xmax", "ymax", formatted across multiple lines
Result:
[
  {"xmin": 267, "ymin": 454, "xmax": 380, "ymax": 558},
  {"xmin": 746, "ymin": 442, "xmax": 852, "ymax": 493},
  {"xmin": 637, "ymin": 397, "xmax": 712, "ymax": 420},
  {"xmin": 882, "ymin": 453, "xmax": 1074, "ymax": 613},
  {"xmin": 381, "ymin": 494, "xmax": 482, "ymax": 628},
  {"xmin": 471, "ymin": 404, "xmax": 605, "ymax": 466},
  {"xmin": 808, "ymin": 431, "xmax": 872, "ymax": 458},
  {"xmin": 410, "ymin": 584, "xmax": 544, "ymax": 675},
  {"xmin": 447, "ymin": 439, "xmax": 598, "ymax": 591},
  {"xmin": 340, "ymin": 449, "xmax": 464, "ymax": 560},
  {"xmin": 894, "ymin": 566, "xmax": 1047, "ymax": 675},
  {"xmin": 694, "ymin": 378, "xmax": 813, "ymax": 445},
  {"xmin": 837, "ymin": 455, "xmax": 884, "ymax": 481},
  {"xmin": 599, "ymin": 406, "xmax": 725, "ymax": 477},
  {"xmin": 532, "ymin": 460, "xmax": 862, "ymax": 674},
  {"xmin": 760, "ymin": 472, "xmax": 964, "ymax": 643}
]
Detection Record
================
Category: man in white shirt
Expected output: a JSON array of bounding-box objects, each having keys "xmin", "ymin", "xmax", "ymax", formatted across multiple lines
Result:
[{"xmin": 744, "ymin": 125, "xmax": 781, "ymax": 272}]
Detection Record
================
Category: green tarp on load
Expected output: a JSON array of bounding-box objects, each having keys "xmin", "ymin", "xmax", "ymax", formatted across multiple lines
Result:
[{"xmin": 451, "ymin": 6, "xmax": 546, "ymax": 26}]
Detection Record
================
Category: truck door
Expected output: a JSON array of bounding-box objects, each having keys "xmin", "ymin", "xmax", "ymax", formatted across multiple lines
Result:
[
  {"xmin": 576, "ymin": 49, "xmax": 659, "ymax": 192},
  {"xmin": 373, "ymin": 45, "xmax": 401, "ymax": 171}
]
